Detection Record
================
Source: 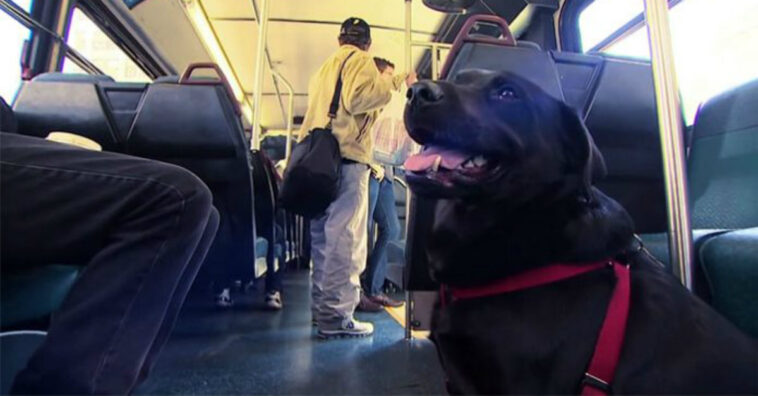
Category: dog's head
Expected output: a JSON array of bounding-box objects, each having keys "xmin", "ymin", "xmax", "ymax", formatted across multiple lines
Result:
[
  {"xmin": 404, "ymin": 69, "xmax": 606, "ymax": 204},
  {"xmin": 404, "ymin": 70, "xmax": 633, "ymax": 284}
]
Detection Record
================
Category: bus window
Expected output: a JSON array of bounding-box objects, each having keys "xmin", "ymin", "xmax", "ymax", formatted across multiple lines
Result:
[
  {"xmin": 0, "ymin": 0, "xmax": 33, "ymax": 101},
  {"xmin": 62, "ymin": 7, "xmax": 150, "ymax": 82},
  {"xmin": 579, "ymin": 0, "xmax": 758, "ymax": 125}
]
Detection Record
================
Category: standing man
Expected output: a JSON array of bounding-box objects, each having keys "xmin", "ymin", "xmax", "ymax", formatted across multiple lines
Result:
[{"xmin": 300, "ymin": 17, "xmax": 415, "ymax": 338}]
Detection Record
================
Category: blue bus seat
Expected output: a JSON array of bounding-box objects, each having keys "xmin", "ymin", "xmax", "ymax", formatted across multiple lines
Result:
[
  {"xmin": 698, "ymin": 228, "xmax": 758, "ymax": 337},
  {"xmin": 1, "ymin": 265, "xmax": 80, "ymax": 329}
]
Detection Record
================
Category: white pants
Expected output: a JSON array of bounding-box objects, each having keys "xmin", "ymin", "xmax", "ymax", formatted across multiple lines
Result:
[{"xmin": 310, "ymin": 163, "xmax": 369, "ymax": 328}]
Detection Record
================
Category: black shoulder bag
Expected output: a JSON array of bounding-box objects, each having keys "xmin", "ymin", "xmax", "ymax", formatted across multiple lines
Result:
[{"xmin": 279, "ymin": 52, "xmax": 356, "ymax": 218}]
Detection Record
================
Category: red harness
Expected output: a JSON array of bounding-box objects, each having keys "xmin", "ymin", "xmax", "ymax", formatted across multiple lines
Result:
[{"xmin": 443, "ymin": 260, "xmax": 631, "ymax": 396}]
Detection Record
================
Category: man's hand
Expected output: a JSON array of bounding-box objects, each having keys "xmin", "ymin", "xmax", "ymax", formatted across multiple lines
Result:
[{"xmin": 405, "ymin": 71, "xmax": 418, "ymax": 87}]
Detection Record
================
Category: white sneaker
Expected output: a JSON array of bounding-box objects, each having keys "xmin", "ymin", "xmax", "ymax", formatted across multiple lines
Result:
[
  {"xmin": 265, "ymin": 291, "xmax": 283, "ymax": 310},
  {"xmin": 215, "ymin": 288, "xmax": 233, "ymax": 308},
  {"xmin": 317, "ymin": 318, "xmax": 374, "ymax": 339}
]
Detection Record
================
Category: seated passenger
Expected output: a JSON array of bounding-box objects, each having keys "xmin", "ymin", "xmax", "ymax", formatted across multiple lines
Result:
[{"xmin": 0, "ymin": 132, "xmax": 219, "ymax": 394}]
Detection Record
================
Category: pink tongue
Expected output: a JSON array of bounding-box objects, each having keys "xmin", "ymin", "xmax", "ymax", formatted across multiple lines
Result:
[{"xmin": 404, "ymin": 146, "xmax": 470, "ymax": 172}]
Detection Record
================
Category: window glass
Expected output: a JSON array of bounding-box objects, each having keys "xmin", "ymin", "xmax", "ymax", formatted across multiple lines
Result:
[
  {"xmin": 579, "ymin": 0, "xmax": 758, "ymax": 124},
  {"xmin": 0, "ymin": 0, "xmax": 34, "ymax": 102},
  {"xmin": 62, "ymin": 8, "xmax": 149, "ymax": 82},
  {"xmin": 579, "ymin": 0, "xmax": 643, "ymax": 52}
]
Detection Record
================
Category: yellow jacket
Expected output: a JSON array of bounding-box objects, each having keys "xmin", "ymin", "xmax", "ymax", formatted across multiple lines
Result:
[{"xmin": 298, "ymin": 45, "xmax": 406, "ymax": 164}]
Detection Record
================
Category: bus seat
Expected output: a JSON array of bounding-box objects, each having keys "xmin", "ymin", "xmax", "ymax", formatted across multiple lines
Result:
[
  {"xmin": 442, "ymin": 28, "xmax": 668, "ymax": 234},
  {"xmin": 1, "ymin": 96, "xmax": 18, "ymax": 133},
  {"xmin": 640, "ymin": 79, "xmax": 758, "ymax": 299},
  {"xmin": 0, "ymin": 101, "xmax": 80, "ymax": 331},
  {"xmin": 577, "ymin": 55, "xmax": 668, "ymax": 233},
  {"xmin": 0, "ymin": 330, "xmax": 47, "ymax": 395},
  {"xmin": 126, "ymin": 72, "xmax": 257, "ymax": 285},
  {"xmin": 97, "ymin": 82, "xmax": 149, "ymax": 143},
  {"xmin": 13, "ymin": 73, "xmax": 123, "ymax": 152},
  {"xmin": 445, "ymin": 42, "xmax": 564, "ymax": 101},
  {"xmin": 30, "ymin": 72, "xmax": 114, "ymax": 83},
  {"xmin": 688, "ymin": 78, "xmax": 758, "ymax": 229},
  {"xmin": 1, "ymin": 265, "xmax": 80, "ymax": 329},
  {"xmin": 698, "ymin": 228, "xmax": 758, "ymax": 337},
  {"xmin": 250, "ymin": 150, "xmax": 279, "ymax": 276},
  {"xmin": 153, "ymin": 75, "xmax": 180, "ymax": 84}
]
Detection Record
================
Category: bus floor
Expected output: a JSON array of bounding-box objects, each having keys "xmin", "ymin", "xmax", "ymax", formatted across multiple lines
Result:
[{"xmin": 136, "ymin": 270, "xmax": 446, "ymax": 395}]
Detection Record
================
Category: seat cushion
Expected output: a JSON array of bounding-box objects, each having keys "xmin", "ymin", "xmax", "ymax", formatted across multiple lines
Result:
[
  {"xmin": 1, "ymin": 265, "xmax": 80, "ymax": 328},
  {"xmin": 0, "ymin": 331, "xmax": 47, "ymax": 394},
  {"xmin": 698, "ymin": 227, "xmax": 758, "ymax": 337},
  {"xmin": 639, "ymin": 229, "xmax": 726, "ymax": 271}
]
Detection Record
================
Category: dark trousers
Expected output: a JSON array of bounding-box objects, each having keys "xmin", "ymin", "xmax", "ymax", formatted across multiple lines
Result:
[{"xmin": 0, "ymin": 133, "xmax": 219, "ymax": 394}]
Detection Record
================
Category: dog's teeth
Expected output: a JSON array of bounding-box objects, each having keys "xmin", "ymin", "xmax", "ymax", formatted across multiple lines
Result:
[
  {"xmin": 432, "ymin": 156, "xmax": 442, "ymax": 172},
  {"xmin": 473, "ymin": 156, "xmax": 487, "ymax": 167},
  {"xmin": 461, "ymin": 159, "xmax": 474, "ymax": 169}
]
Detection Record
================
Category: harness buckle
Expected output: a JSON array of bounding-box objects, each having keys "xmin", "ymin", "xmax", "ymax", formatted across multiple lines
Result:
[{"xmin": 582, "ymin": 372, "xmax": 612, "ymax": 393}]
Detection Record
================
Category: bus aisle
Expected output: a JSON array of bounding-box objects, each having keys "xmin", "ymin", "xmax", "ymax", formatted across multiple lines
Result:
[{"xmin": 136, "ymin": 270, "xmax": 445, "ymax": 395}]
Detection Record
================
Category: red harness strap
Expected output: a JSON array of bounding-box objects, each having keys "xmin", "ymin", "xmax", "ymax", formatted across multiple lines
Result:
[{"xmin": 445, "ymin": 260, "xmax": 631, "ymax": 396}]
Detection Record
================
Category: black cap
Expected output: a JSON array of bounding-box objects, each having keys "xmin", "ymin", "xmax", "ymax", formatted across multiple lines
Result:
[{"xmin": 339, "ymin": 17, "xmax": 371, "ymax": 42}]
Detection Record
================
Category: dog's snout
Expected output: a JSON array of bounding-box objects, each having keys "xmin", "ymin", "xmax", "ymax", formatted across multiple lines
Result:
[{"xmin": 407, "ymin": 81, "xmax": 444, "ymax": 107}]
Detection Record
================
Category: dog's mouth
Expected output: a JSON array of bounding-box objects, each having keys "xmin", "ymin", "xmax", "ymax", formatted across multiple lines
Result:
[{"xmin": 404, "ymin": 144, "xmax": 502, "ymax": 197}]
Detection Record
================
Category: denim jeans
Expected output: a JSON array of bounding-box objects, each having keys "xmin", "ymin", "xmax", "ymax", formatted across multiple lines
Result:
[
  {"xmin": 1, "ymin": 133, "xmax": 219, "ymax": 394},
  {"xmin": 364, "ymin": 176, "xmax": 401, "ymax": 296}
]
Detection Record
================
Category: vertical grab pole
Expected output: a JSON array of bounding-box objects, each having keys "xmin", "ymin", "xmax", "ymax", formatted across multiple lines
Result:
[
  {"xmin": 271, "ymin": 70, "xmax": 295, "ymax": 164},
  {"xmin": 643, "ymin": 0, "xmax": 693, "ymax": 290},
  {"xmin": 250, "ymin": 0, "xmax": 270, "ymax": 150},
  {"xmin": 404, "ymin": 0, "xmax": 414, "ymax": 341}
]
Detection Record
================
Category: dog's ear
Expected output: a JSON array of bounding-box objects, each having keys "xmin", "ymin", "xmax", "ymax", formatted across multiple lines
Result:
[{"xmin": 558, "ymin": 103, "xmax": 607, "ymax": 200}]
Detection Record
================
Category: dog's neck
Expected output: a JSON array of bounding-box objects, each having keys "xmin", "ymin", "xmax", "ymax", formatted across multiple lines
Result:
[{"xmin": 427, "ymin": 187, "xmax": 635, "ymax": 287}]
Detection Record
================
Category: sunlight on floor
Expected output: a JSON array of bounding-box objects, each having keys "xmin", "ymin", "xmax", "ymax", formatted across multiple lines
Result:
[{"xmin": 385, "ymin": 304, "xmax": 431, "ymax": 339}]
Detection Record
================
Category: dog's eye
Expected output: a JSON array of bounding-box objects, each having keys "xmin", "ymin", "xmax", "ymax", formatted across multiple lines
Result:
[{"xmin": 494, "ymin": 86, "xmax": 518, "ymax": 101}]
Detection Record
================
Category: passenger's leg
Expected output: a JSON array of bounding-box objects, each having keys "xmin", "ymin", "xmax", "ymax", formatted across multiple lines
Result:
[
  {"xmin": 0, "ymin": 133, "xmax": 217, "ymax": 394},
  {"xmin": 317, "ymin": 164, "xmax": 370, "ymax": 328},
  {"xmin": 132, "ymin": 207, "xmax": 219, "ymax": 390},
  {"xmin": 362, "ymin": 176, "xmax": 380, "ymax": 291},
  {"xmin": 265, "ymin": 224, "xmax": 284, "ymax": 294},
  {"xmin": 366, "ymin": 179, "xmax": 402, "ymax": 296},
  {"xmin": 310, "ymin": 215, "xmax": 328, "ymax": 321}
]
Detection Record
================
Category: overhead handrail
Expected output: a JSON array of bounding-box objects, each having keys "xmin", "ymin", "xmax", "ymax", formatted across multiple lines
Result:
[
  {"xmin": 249, "ymin": 0, "xmax": 270, "ymax": 150},
  {"xmin": 0, "ymin": 0, "xmax": 104, "ymax": 76},
  {"xmin": 179, "ymin": 62, "xmax": 242, "ymax": 116}
]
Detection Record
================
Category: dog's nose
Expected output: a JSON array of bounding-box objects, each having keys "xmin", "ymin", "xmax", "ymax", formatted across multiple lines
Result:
[{"xmin": 407, "ymin": 81, "xmax": 444, "ymax": 107}]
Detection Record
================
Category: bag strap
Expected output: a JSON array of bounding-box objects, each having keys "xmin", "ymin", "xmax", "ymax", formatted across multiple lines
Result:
[{"xmin": 327, "ymin": 51, "xmax": 357, "ymax": 127}]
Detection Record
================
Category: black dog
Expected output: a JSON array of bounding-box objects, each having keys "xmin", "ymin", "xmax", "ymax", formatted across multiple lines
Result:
[{"xmin": 403, "ymin": 70, "xmax": 758, "ymax": 394}]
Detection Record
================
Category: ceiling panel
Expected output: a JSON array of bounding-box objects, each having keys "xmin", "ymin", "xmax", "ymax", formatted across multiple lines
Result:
[
  {"xmin": 202, "ymin": 0, "xmax": 446, "ymax": 33},
  {"xmin": 201, "ymin": 0, "xmax": 254, "ymax": 19},
  {"xmin": 131, "ymin": 0, "xmax": 211, "ymax": 73},
  {"xmin": 200, "ymin": 0, "xmax": 448, "ymax": 129}
]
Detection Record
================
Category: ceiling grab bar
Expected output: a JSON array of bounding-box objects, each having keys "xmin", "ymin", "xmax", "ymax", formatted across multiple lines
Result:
[
  {"xmin": 250, "ymin": 0, "xmax": 270, "ymax": 150},
  {"xmin": 250, "ymin": 0, "xmax": 288, "ymax": 129},
  {"xmin": 271, "ymin": 70, "xmax": 295, "ymax": 165},
  {"xmin": 643, "ymin": 0, "xmax": 693, "ymax": 290}
]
